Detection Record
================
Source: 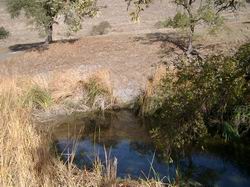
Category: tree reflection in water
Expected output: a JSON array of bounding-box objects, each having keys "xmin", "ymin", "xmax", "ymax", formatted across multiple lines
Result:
[{"xmin": 54, "ymin": 110, "xmax": 250, "ymax": 186}]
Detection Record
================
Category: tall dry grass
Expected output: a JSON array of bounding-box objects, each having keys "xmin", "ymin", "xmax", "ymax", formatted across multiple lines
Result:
[
  {"xmin": 0, "ymin": 80, "xmax": 102, "ymax": 186},
  {"xmin": 0, "ymin": 79, "xmax": 167, "ymax": 187},
  {"xmin": 139, "ymin": 65, "xmax": 167, "ymax": 116}
]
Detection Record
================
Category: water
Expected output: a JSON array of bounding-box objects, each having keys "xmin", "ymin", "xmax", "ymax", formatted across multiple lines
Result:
[{"xmin": 53, "ymin": 110, "xmax": 250, "ymax": 186}]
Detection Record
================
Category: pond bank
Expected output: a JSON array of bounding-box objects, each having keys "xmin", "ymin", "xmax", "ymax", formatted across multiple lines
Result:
[{"xmin": 53, "ymin": 110, "xmax": 250, "ymax": 187}]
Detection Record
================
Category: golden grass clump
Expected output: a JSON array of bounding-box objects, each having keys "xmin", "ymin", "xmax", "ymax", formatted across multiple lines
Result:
[
  {"xmin": 139, "ymin": 64, "xmax": 167, "ymax": 116},
  {"xmin": 49, "ymin": 68, "xmax": 112, "ymax": 102},
  {"xmin": 0, "ymin": 80, "xmax": 102, "ymax": 186},
  {"xmin": 82, "ymin": 71, "xmax": 113, "ymax": 109},
  {"xmin": 48, "ymin": 69, "xmax": 114, "ymax": 112}
]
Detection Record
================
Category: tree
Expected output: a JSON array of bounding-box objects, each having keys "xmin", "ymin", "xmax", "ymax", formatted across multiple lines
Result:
[
  {"xmin": 7, "ymin": 0, "xmax": 98, "ymax": 44},
  {"xmin": 126, "ymin": 0, "xmax": 243, "ymax": 55}
]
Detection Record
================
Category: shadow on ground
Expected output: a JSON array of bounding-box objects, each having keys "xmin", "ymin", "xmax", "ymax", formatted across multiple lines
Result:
[
  {"xmin": 8, "ymin": 38, "xmax": 79, "ymax": 52},
  {"xmin": 134, "ymin": 32, "xmax": 187, "ymax": 51},
  {"xmin": 133, "ymin": 32, "xmax": 224, "ymax": 60},
  {"xmin": 133, "ymin": 32, "xmax": 187, "ymax": 61}
]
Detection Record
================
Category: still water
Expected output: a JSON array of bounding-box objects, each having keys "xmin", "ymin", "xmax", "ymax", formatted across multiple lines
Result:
[{"xmin": 53, "ymin": 110, "xmax": 250, "ymax": 187}]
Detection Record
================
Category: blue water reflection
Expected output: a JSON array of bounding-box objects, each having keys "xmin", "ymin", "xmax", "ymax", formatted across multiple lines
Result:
[{"xmin": 54, "ymin": 111, "xmax": 250, "ymax": 186}]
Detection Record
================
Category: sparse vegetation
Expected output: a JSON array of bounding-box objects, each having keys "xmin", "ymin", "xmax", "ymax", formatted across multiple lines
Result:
[
  {"xmin": 83, "ymin": 77, "xmax": 112, "ymax": 108},
  {"xmin": 0, "ymin": 26, "xmax": 9, "ymax": 39},
  {"xmin": 23, "ymin": 85, "xmax": 53, "ymax": 110},
  {"xmin": 90, "ymin": 21, "xmax": 112, "ymax": 36}
]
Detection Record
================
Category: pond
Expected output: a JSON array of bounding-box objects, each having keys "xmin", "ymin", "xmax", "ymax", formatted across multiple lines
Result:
[{"xmin": 53, "ymin": 110, "xmax": 250, "ymax": 187}]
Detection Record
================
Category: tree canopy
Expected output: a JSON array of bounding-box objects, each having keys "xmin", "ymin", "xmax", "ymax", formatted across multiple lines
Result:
[
  {"xmin": 7, "ymin": 0, "xmax": 98, "ymax": 43},
  {"xmin": 126, "ymin": 0, "xmax": 244, "ymax": 55}
]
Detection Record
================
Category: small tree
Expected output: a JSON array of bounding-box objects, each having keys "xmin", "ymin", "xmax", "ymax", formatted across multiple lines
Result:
[
  {"xmin": 7, "ymin": 0, "xmax": 98, "ymax": 44},
  {"xmin": 0, "ymin": 27, "xmax": 9, "ymax": 40},
  {"xmin": 126, "ymin": 0, "xmax": 243, "ymax": 55}
]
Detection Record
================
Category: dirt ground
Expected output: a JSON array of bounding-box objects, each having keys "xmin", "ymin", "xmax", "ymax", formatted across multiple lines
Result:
[
  {"xmin": 0, "ymin": 0, "xmax": 250, "ymax": 104},
  {"xmin": 0, "ymin": 34, "xmax": 177, "ymax": 103},
  {"xmin": 1, "ymin": 0, "xmax": 249, "ymax": 47},
  {"xmin": 0, "ymin": 0, "xmax": 176, "ymax": 47}
]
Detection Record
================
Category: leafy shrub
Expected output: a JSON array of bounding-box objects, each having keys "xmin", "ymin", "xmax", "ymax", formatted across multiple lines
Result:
[
  {"xmin": 0, "ymin": 26, "xmax": 9, "ymax": 39},
  {"xmin": 235, "ymin": 42, "xmax": 250, "ymax": 79},
  {"xmin": 142, "ymin": 43, "xmax": 250, "ymax": 140}
]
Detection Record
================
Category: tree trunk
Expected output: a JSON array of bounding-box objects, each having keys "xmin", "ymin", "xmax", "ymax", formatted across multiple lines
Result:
[{"xmin": 45, "ymin": 24, "xmax": 53, "ymax": 44}]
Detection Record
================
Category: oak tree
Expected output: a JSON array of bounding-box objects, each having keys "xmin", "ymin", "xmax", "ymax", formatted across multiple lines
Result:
[
  {"xmin": 126, "ymin": 0, "xmax": 243, "ymax": 55},
  {"xmin": 7, "ymin": 0, "xmax": 98, "ymax": 44}
]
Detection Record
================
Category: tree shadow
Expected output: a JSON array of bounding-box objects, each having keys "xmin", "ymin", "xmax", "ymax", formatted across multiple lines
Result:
[
  {"xmin": 134, "ymin": 32, "xmax": 213, "ymax": 60},
  {"xmin": 134, "ymin": 32, "xmax": 187, "ymax": 51},
  {"xmin": 8, "ymin": 38, "xmax": 79, "ymax": 52},
  {"xmin": 133, "ymin": 32, "xmax": 187, "ymax": 62}
]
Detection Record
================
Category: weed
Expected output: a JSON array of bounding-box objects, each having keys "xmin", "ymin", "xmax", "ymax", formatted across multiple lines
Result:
[
  {"xmin": 23, "ymin": 85, "xmax": 52, "ymax": 110},
  {"xmin": 139, "ymin": 65, "xmax": 166, "ymax": 116},
  {"xmin": 83, "ymin": 77, "xmax": 112, "ymax": 109}
]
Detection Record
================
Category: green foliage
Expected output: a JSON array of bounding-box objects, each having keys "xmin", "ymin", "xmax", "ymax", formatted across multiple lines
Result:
[
  {"xmin": 7, "ymin": 0, "xmax": 98, "ymax": 40},
  {"xmin": 222, "ymin": 122, "xmax": 240, "ymax": 141},
  {"xmin": 231, "ymin": 105, "xmax": 250, "ymax": 137},
  {"xmin": 63, "ymin": 0, "xmax": 98, "ymax": 32},
  {"xmin": 0, "ymin": 27, "xmax": 9, "ymax": 39},
  {"xmin": 165, "ymin": 12, "xmax": 190, "ymax": 29},
  {"xmin": 164, "ymin": 1, "xmax": 225, "ymax": 34},
  {"xmin": 235, "ymin": 43, "xmax": 250, "ymax": 76},
  {"xmin": 23, "ymin": 85, "xmax": 53, "ymax": 110},
  {"xmin": 142, "ymin": 43, "xmax": 250, "ymax": 140},
  {"xmin": 125, "ymin": 0, "xmax": 152, "ymax": 22},
  {"xmin": 126, "ymin": 0, "xmax": 243, "ymax": 53}
]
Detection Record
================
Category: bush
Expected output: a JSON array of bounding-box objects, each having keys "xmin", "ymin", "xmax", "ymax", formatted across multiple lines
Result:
[
  {"xmin": 141, "ymin": 43, "xmax": 250, "ymax": 140},
  {"xmin": 235, "ymin": 42, "xmax": 250, "ymax": 78},
  {"xmin": 90, "ymin": 21, "xmax": 111, "ymax": 36},
  {"xmin": 0, "ymin": 26, "xmax": 9, "ymax": 39}
]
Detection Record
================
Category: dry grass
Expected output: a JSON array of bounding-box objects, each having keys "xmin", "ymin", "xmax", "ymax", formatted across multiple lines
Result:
[
  {"xmin": 1, "ymin": 70, "xmax": 114, "ymax": 122},
  {"xmin": 139, "ymin": 64, "xmax": 167, "ymax": 116},
  {"xmin": 0, "ymin": 78, "xmax": 168, "ymax": 187},
  {"xmin": 49, "ymin": 69, "xmax": 114, "ymax": 114},
  {"xmin": 0, "ymin": 80, "xmax": 103, "ymax": 186},
  {"xmin": 48, "ymin": 69, "xmax": 112, "ymax": 102}
]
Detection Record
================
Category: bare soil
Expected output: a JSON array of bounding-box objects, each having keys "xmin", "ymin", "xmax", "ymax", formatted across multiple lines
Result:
[{"xmin": 0, "ymin": 34, "xmax": 181, "ymax": 103}]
